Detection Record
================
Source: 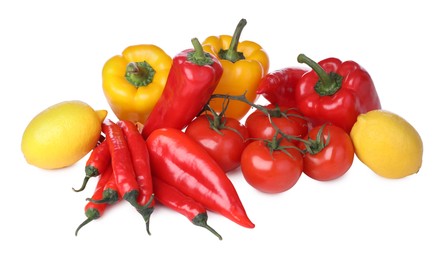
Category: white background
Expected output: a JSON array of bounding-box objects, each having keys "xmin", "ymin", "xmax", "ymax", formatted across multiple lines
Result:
[{"xmin": 1, "ymin": 0, "xmax": 438, "ymax": 259}]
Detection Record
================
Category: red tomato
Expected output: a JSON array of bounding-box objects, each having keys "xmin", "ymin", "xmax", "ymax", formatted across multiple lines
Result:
[
  {"xmin": 185, "ymin": 114, "xmax": 249, "ymax": 173},
  {"xmin": 241, "ymin": 139, "xmax": 303, "ymax": 193},
  {"xmin": 245, "ymin": 104, "xmax": 308, "ymax": 143},
  {"xmin": 300, "ymin": 124, "xmax": 354, "ymax": 181}
]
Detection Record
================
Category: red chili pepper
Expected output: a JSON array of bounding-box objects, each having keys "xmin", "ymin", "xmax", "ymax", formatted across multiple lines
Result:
[
  {"xmin": 153, "ymin": 176, "xmax": 222, "ymax": 240},
  {"xmin": 256, "ymin": 67, "xmax": 309, "ymax": 107},
  {"xmin": 117, "ymin": 120, "xmax": 155, "ymax": 234},
  {"xmin": 75, "ymin": 164, "xmax": 113, "ymax": 236},
  {"xmin": 146, "ymin": 128, "xmax": 254, "ymax": 229},
  {"xmin": 86, "ymin": 168, "xmax": 121, "ymax": 205},
  {"xmin": 102, "ymin": 119, "xmax": 154, "ymax": 233},
  {"xmin": 72, "ymin": 139, "xmax": 111, "ymax": 192},
  {"xmin": 296, "ymin": 54, "xmax": 381, "ymax": 133},
  {"xmin": 141, "ymin": 38, "xmax": 223, "ymax": 139}
]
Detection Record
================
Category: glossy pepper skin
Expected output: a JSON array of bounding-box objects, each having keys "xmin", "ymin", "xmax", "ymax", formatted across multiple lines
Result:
[
  {"xmin": 146, "ymin": 128, "xmax": 255, "ymax": 229},
  {"xmin": 141, "ymin": 38, "xmax": 223, "ymax": 138},
  {"xmin": 296, "ymin": 54, "xmax": 381, "ymax": 133},
  {"xmin": 202, "ymin": 18, "xmax": 269, "ymax": 120},
  {"xmin": 102, "ymin": 44, "xmax": 172, "ymax": 123},
  {"xmin": 117, "ymin": 120, "xmax": 155, "ymax": 234},
  {"xmin": 256, "ymin": 67, "xmax": 309, "ymax": 107}
]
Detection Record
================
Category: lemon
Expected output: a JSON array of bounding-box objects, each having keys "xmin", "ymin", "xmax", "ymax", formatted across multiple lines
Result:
[
  {"xmin": 21, "ymin": 100, "xmax": 107, "ymax": 170},
  {"xmin": 350, "ymin": 109, "xmax": 423, "ymax": 179}
]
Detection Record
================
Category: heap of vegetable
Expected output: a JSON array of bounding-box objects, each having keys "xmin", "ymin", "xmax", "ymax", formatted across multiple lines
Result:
[{"xmin": 46, "ymin": 18, "xmax": 419, "ymax": 240}]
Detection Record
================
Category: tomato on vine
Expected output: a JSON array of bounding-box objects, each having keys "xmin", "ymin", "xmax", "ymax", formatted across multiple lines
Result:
[
  {"xmin": 245, "ymin": 104, "xmax": 308, "ymax": 144},
  {"xmin": 240, "ymin": 137, "xmax": 303, "ymax": 194},
  {"xmin": 185, "ymin": 108, "xmax": 249, "ymax": 173},
  {"xmin": 300, "ymin": 124, "xmax": 354, "ymax": 181}
]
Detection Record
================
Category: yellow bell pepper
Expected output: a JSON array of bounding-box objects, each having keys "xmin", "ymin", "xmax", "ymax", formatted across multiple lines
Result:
[
  {"xmin": 202, "ymin": 18, "xmax": 270, "ymax": 120},
  {"xmin": 102, "ymin": 44, "xmax": 172, "ymax": 123}
]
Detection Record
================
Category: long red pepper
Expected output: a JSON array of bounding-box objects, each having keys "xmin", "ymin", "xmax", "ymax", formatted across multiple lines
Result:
[
  {"xmin": 101, "ymin": 119, "xmax": 154, "ymax": 233},
  {"xmin": 146, "ymin": 128, "xmax": 254, "ymax": 229},
  {"xmin": 75, "ymin": 164, "xmax": 113, "ymax": 236},
  {"xmin": 153, "ymin": 176, "xmax": 222, "ymax": 240},
  {"xmin": 117, "ymin": 120, "xmax": 155, "ymax": 234},
  {"xmin": 73, "ymin": 139, "xmax": 111, "ymax": 192},
  {"xmin": 141, "ymin": 38, "xmax": 223, "ymax": 139},
  {"xmin": 86, "ymin": 169, "xmax": 120, "ymax": 205}
]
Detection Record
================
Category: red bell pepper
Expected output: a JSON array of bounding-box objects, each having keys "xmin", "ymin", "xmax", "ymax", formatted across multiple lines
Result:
[
  {"xmin": 141, "ymin": 38, "xmax": 223, "ymax": 139},
  {"xmin": 256, "ymin": 67, "xmax": 309, "ymax": 107},
  {"xmin": 296, "ymin": 54, "xmax": 381, "ymax": 133}
]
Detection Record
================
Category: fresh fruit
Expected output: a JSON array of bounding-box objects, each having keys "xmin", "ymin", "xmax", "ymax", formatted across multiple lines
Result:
[
  {"xmin": 241, "ymin": 139, "xmax": 303, "ymax": 194},
  {"xmin": 350, "ymin": 109, "xmax": 423, "ymax": 179},
  {"xmin": 21, "ymin": 100, "xmax": 107, "ymax": 170},
  {"xmin": 301, "ymin": 124, "xmax": 354, "ymax": 181}
]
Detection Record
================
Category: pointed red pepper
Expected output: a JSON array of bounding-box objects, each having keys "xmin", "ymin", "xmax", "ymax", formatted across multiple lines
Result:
[
  {"xmin": 296, "ymin": 54, "xmax": 381, "ymax": 133},
  {"xmin": 141, "ymin": 38, "xmax": 223, "ymax": 139},
  {"xmin": 146, "ymin": 128, "xmax": 254, "ymax": 229}
]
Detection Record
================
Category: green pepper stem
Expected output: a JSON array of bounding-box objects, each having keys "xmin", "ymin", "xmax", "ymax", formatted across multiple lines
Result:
[
  {"xmin": 297, "ymin": 54, "xmax": 343, "ymax": 96},
  {"xmin": 192, "ymin": 213, "xmax": 222, "ymax": 240},
  {"xmin": 72, "ymin": 176, "xmax": 90, "ymax": 192},
  {"xmin": 297, "ymin": 54, "xmax": 331, "ymax": 85},
  {"xmin": 75, "ymin": 208, "xmax": 100, "ymax": 236},
  {"xmin": 124, "ymin": 192, "xmax": 155, "ymax": 235},
  {"xmin": 86, "ymin": 189, "xmax": 119, "ymax": 205},
  {"xmin": 218, "ymin": 18, "xmax": 247, "ymax": 63},
  {"xmin": 125, "ymin": 61, "xmax": 156, "ymax": 87},
  {"xmin": 187, "ymin": 38, "xmax": 213, "ymax": 66}
]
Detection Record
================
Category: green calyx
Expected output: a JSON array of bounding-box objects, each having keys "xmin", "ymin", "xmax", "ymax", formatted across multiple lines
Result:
[
  {"xmin": 187, "ymin": 38, "xmax": 214, "ymax": 66},
  {"xmin": 297, "ymin": 53, "xmax": 343, "ymax": 96},
  {"xmin": 218, "ymin": 18, "xmax": 247, "ymax": 63},
  {"xmin": 203, "ymin": 102, "xmax": 246, "ymax": 141},
  {"xmin": 124, "ymin": 192, "xmax": 155, "ymax": 235},
  {"xmin": 304, "ymin": 124, "xmax": 330, "ymax": 155},
  {"xmin": 72, "ymin": 166, "xmax": 100, "ymax": 192},
  {"xmin": 86, "ymin": 189, "xmax": 119, "ymax": 205},
  {"xmin": 264, "ymin": 131, "xmax": 304, "ymax": 160},
  {"xmin": 125, "ymin": 61, "xmax": 156, "ymax": 87}
]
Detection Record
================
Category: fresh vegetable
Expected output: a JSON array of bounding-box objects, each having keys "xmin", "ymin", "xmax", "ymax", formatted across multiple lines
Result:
[
  {"xmin": 101, "ymin": 119, "xmax": 154, "ymax": 232},
  {"xmin": 185, "ymin": 107, "xmax": 249, "ymax": 173},
  {"xmin": 256, "ymin": 67, "xmax": 309, "ymax": 107},
  {"xmin": 73, "ymin": 139, "xmax": 111, "ymax": 192},
  {"xmin": 350, "ymin": 110, "xmax": 423, "ymax": 179},
  {"xmin": 75, "ymin": 164, "xmax": 114, "ymax": 236},
  {"xmin": 241, "ymin": 138, "xmax": 303, "ymax": 194},
  {"xmin": 117, "ymin": 120, "xmax": 155, "ymax": 234},
  {"xmin": 21, "ymin": 100, "xmax": 107, "ymax": 170},
  {"xmin": 153, "ymin": 176, "xmax": 222, "ymax": 240},
  {"xmin": 296, "ymin": 54, "xmax": 381, "ymax": 133},
  {"xmin": 202, "ymin": 18, "xmax": 270, "ymax": 120},
  {"xmin": 245, "ymin": 104, "xmax": 308, "ymax": 144},
  {"xmin": 146, "ymin": 128, "xmax": 254, "ymax": 228},
  {"xmin": 86, "ymin": 169, "xmax": 120, "ymax": 205},
  {"xmin": 141, "ymin": 38, "xmax": 223, "ymax": 138},
  {"xmin": 301, "ymin": 124, "xmax": 354, "ymax": 181},
  {"xmin": 102, "ymin": 44, "xmax": 172, "ymax": 123}
]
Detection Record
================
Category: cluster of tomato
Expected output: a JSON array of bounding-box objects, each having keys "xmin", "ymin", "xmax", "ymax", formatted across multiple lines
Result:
[{"xmin": 184, "ymin": 98, "xmax": 355, "ymax": 194}]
